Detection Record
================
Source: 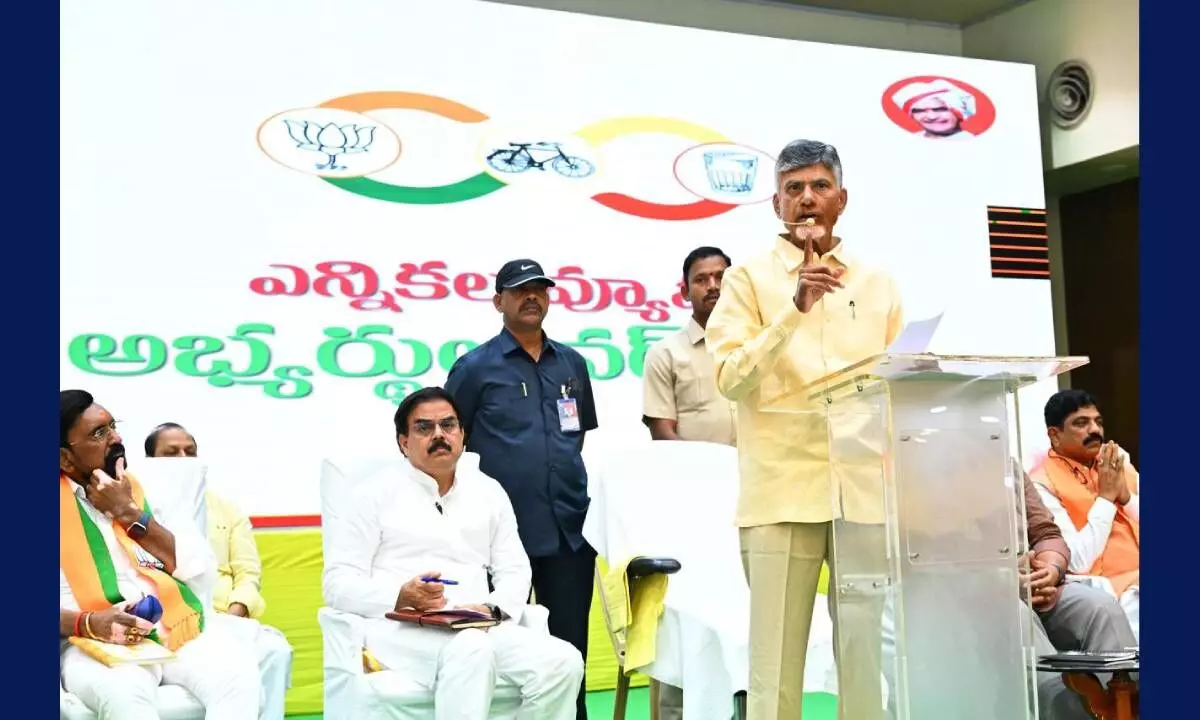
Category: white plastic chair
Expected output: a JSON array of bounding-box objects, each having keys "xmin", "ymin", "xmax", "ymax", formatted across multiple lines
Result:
[
  {"xmin": 60, "ymin": 458, "xmax": 210, "ymax": 720},
  {"xmin": 317, "ymin": 453, "xmax": 552, "ymax": 720}
]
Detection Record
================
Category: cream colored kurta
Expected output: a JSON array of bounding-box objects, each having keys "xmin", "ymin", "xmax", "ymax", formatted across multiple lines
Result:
[{"xmin": 705, "ymin": 235, "xmax": 903, "ymax": 527}]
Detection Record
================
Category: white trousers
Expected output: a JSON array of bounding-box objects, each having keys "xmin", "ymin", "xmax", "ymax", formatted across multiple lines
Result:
[
  {"xmin": 61, "ymin": 628, "xmax": 261, "ymax": 720},
  {"xmin": 1120, "ymin": 586, "xmax": 1139, "ymax": 644},
  {"xmin": 208, "ymin": 614, "xmax": 295, "ymax": 720},
  {"xmin": 365, "ymin": 620, "xmax": 584, "ymax": 720},
  {"xmin": 256, "ymin": 624, "xmax": 295, "ymax": 720}
]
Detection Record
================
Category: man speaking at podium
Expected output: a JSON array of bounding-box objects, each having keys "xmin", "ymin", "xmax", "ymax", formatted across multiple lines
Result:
[{"xmin": 706, "ymin": 139, "xmax": 903, "ymax": 719}]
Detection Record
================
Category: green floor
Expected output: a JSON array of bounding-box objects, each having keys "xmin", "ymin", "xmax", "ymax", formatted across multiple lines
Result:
[{"xmin": 288, "ymin": 687, "xmax": 839, "ymax": 718}]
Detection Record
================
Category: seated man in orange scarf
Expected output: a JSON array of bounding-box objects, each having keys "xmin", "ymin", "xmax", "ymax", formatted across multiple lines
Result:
[
  {"xmin": 58, "ymin": 390, "xmax": 261, "ymax": 720},
  {"xmin": 1029, "ymin": 389, "xmax": 1140, "ymax": 641}
]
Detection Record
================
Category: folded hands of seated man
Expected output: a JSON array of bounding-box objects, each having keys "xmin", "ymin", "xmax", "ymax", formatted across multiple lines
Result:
[{"xmin": 1095, "ymin": 442, "xmax": 1130, "ymax": 505}]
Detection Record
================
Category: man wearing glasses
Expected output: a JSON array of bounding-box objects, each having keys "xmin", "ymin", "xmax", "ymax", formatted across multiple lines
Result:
[
  {"xmin": 58, "ymin": 390, "xmax": 260, "ymax": 719},
  {"xmin": 445, "ymin": 259, "xmax": 599, "ymax": 720},
  {"xmin": 322, "ymin": 386, "xmax": 584, "ymax": 720}
]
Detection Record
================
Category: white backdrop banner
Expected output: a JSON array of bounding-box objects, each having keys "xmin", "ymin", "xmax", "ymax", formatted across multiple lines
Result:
[{"xmin": 61, "ymin": 0, "xmax": 1058, "ymax": 518}]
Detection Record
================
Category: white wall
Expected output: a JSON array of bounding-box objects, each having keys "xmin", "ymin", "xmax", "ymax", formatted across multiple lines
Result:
[
  {"xmin": 962, "ymin": 0, "xmax": 1139, "ymax": 170},
  {"xmin": 484, "ymin": 0, "xmax": 963, "ymax": 55}
]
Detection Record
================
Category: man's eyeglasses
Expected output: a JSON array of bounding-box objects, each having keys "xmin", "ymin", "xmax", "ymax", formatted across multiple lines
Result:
[
  {"xmin": 67, "ymin": 420, "xmax": 122, "ymax": 447},
  {"xmin": 410, "ymin": 418, "xmax": 461, "ymax": 437}
]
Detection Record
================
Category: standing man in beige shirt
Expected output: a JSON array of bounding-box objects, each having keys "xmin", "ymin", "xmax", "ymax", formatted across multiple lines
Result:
[
  {"xmin": 643, "ymin": 245, "xmax": 738, "ymax": 448},
  {"xmin": 642, "ymin": 245, "xmax": 737, "ymax": 720},
  {"xmin": 706, "ymin": 140, "xmax": 903, "ymax": 719}
]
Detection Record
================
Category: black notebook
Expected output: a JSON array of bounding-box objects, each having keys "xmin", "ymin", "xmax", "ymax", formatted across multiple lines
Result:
[{"xmin": 1040, "ymin": 650, "xmax": 1138, "ymax": 665}]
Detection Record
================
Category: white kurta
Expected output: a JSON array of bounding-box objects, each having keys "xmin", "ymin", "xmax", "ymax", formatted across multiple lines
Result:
[{"xmin": 322, "ymin": 458, "xmax": 583, "ymax": 720}]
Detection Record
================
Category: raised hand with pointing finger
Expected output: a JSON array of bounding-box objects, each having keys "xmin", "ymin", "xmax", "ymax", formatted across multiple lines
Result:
[{"xmin": 792, "ymin": 226, "xmax": 845, "ymax": 313}]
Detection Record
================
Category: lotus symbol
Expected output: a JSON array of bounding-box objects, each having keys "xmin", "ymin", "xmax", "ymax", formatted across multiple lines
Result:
[{"xmin": 283, "ymin": 119, "xmax": 377, "ymax": 171}]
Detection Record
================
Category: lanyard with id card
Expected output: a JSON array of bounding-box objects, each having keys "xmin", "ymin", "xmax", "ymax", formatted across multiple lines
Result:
[{"xmin": 557, "ymin": 383, "xmax": 580, "ymax": 432}]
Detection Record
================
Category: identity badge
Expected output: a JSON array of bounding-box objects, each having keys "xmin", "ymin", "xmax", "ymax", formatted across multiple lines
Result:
[{"xmin": 557, "ymin": 398, "xmax": 581, "ymax": 432}]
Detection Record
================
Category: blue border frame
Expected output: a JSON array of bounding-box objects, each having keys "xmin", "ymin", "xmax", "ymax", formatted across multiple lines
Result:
[
  {"xmin": 41, "ymin": 0, "xmax": 1166, "ymax": 714},
  {"xmin": 1140, "ymin": 1, "xmax": 1186, "ymax": 715},
  {"xmin": 16, "ymin": 0, "xmax": 61, "ymax": 711}
]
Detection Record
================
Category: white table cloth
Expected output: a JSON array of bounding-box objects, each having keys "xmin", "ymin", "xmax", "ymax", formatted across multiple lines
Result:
[{"xmin": 583, "ymin": 441, "xmax": 840, "ymax": 720}]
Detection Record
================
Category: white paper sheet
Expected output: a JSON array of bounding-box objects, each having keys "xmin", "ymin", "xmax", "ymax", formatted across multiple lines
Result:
[{"xmin": 886, "ymin": 312, "xmax": 944, "ymax": 354}]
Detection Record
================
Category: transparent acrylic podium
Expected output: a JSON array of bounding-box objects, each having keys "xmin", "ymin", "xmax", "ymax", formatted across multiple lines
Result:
[{"xmin": 761, "ymin": 353, "xmax": 1087, "ymax": 720}]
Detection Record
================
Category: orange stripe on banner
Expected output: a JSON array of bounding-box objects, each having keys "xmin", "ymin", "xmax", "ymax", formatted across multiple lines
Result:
[
  {"xmin": 990, "ymin": 232, "xmax": 1049, "ymax": 239},
  {"xmin": 318, "ymin": 92, "xmax": 489, "ymax": 122},
  {"xmin": 992, "ymin": 257, "xmax": 1050, "ymax": 264},
  {"xmin": 251, "ymin": 515, "xmax": 322, "ymax": 529},
  {"xmin": 990, "ymin": 244, "xmax": 1049, "ymax": 251},
  {"xmin": 988, "ymin": 207, "xmax": 1047, "ymax": 215},
  {"xmin": 994, "ymin": 268, "xmax": 1051, "ymax": 277},
  {"xmin": 990, "ymin": 220, "xmax": 1048, "ymax": 227}
]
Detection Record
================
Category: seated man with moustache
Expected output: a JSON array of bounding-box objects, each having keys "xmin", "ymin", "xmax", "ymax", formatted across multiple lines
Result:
[
  {"xmin": 145, "ymin": 422, "xmax": 295, "ymax": 720},
  {"xmin": 322, "ymin": 386, "xmax": 584, "ymax": 720},
  {"xmin": 1028, "ymin": 389, "xmax": 1140, "ymax": 640},
  {"xmin": 59, "ymin": 390, "xmax": 260, "ymax": 720}
]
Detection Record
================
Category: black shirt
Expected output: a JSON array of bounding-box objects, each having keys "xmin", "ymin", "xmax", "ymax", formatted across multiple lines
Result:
[{"xmin": 445, "ymin": 328, "xmax": 599, "ymax": 557}]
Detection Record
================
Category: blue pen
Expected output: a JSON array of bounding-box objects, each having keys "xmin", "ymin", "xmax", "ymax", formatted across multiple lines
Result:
[{"xmin": 421, "ymin": 577, "xmax": 458, "ymax": 585}]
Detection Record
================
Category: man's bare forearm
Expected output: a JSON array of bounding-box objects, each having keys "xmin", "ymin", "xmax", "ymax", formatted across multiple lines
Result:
[
  {"xmin": 139, "ymin": 520, "xmax": 178, "ymax": 574},
  {"xmin": 115, "ymin": 508, "xmax": 178, "ymax": 574}
]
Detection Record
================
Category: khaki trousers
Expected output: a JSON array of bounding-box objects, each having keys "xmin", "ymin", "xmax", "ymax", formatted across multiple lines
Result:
[{"xmin": 740, "ymin": 522, "xmax": 886, "ymax": 720}]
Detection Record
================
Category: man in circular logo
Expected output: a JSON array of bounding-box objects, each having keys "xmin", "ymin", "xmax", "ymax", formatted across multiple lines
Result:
[{"xmin": 883, "ymin": 77, "xmax": 996, "ymax": 140}]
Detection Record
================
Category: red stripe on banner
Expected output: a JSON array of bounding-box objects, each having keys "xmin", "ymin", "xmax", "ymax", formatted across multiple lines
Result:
[{"xmin": 250, "ymin": 514, "xmax": 322, "ymax": 529}]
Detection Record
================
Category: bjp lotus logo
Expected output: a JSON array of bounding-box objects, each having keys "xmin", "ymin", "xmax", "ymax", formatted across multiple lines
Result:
[
  {"xmin": 258, "ymin": 107, "xmax": 402, "ymax": 178},
  {"xmin": 283, "ymin": 120, "xmax": 377, "ymax": 171}
]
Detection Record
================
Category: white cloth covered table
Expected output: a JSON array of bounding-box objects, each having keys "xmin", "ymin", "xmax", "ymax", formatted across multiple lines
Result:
[{"xmin": 582, "ymin": 441, "xmax": 842, "ymax": 720}]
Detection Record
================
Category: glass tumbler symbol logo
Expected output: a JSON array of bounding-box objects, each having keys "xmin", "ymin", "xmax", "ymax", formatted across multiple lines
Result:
[{"xmin": 703, "ymin": 151, "xmax": 759, "ymax": 194}]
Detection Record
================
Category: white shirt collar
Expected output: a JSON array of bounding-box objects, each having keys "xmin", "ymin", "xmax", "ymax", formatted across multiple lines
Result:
[{"xmin": 405, "ymin": 461, "xmax": 458, "ymax": 500}]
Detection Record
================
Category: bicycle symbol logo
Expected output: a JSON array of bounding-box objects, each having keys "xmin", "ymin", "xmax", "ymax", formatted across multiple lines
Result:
[
  {"xmin": 258, "ymin": 91, "xmax": 774, "ymax": 222},
  {"xmin": 486, "ymin": 141, "xmax": 596, "ymax": 179}
]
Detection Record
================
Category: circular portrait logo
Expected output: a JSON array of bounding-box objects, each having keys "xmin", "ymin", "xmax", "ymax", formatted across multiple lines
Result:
[
  {"xmin": 673, "ymin": 142, "xmax": 775, "ymax": 205},
  {"xmin": 257, "ymin": 107, "xmax": 403, "ymax": 178},
  {"xmin": 882, "ymin": 76, "xmax": 996, "ymax": 140}
]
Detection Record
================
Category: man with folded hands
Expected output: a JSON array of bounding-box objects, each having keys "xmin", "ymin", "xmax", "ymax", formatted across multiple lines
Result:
[
  {"xmin": 58, "ymin": 390, "xmax": 260, "ymax": 720},
  {"xmin": 322, "ymin": 386, "xmax": 584, "ymax": 720}
]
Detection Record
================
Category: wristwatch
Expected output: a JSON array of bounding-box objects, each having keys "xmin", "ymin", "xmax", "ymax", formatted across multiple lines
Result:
[
  {"xmin": 483, "ymin": 603, "xmax": 503, "ymax": 621},
  {"xmin": 126, "ymin": 511, "xmax": 151, "ymax": 540}
]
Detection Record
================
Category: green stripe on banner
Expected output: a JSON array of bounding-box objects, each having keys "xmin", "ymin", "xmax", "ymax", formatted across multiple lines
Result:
[{"xmin": 76, "ymin": 499, "xmax": 125, "ymax": 605}]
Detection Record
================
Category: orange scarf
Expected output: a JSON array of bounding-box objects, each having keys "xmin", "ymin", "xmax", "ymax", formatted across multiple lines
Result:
[
  {"xmin": 59, "ymin": 473, "xmax": 204, "ymax": 650},
  {"xmin": 1029, "ymin": 450, "xmax": 1139, "ymax": 596}
]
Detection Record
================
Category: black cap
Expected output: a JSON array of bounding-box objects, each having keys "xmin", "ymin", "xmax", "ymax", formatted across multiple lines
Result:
[{"xmin": 494, "ymin": 259, "xmax": 558, "ymax": 293}]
